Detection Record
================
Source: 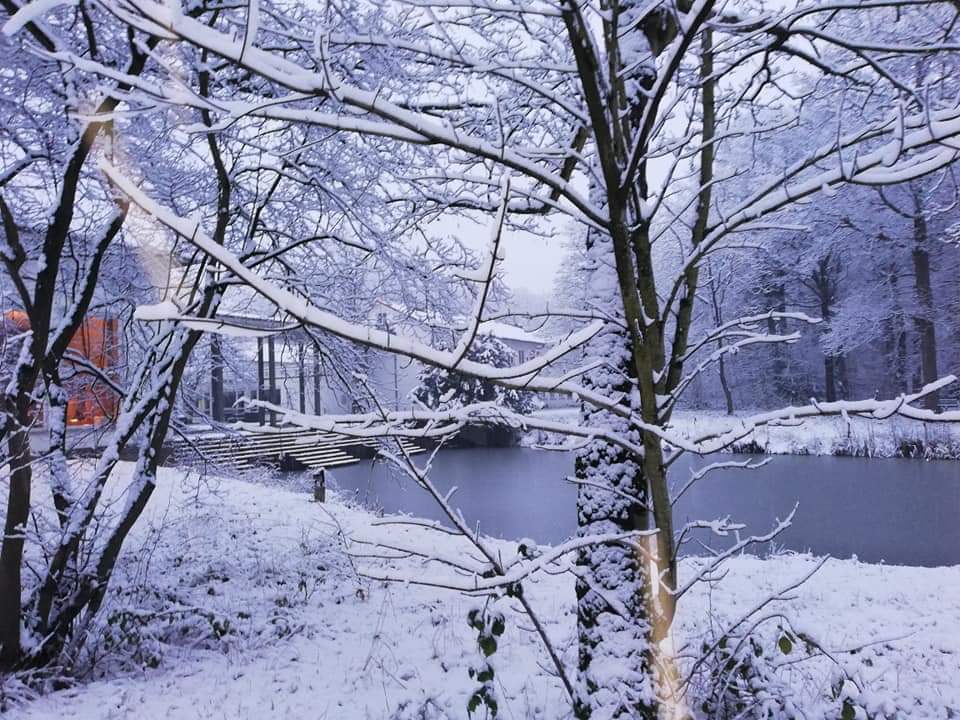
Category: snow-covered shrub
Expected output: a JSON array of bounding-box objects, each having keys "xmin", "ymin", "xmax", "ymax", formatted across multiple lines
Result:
[
  {"xmin": 98, "ymin": 605, "xmax": 234, "ymax": 671},
  {"xmin": 818, "ymin": 673, "xmax": 952, "ymax": 720},
  {"xmin": 414, "ymin": 336, "xmax": 538, "ymax": 414},
  {"xmin": 695, "ymin": 627, "xmax": 803, "ymax": 719},
  {"xmin": 389, "ymin": 696, "xmax": 451, "ymax": 720},
  {"xmin": 52, "ymin": 470, "xmax": 360, "ymax": 680},
  {"xmin": 827, "ymin": 679, "xmax": 882, "ymax": 720},
  {"xmin": 0, "ymin": 670, "xmax": 38, "ymax": 714},
  {"xmin": 691, "ymin": 621, "xmax": 941, "ymax": 720}
]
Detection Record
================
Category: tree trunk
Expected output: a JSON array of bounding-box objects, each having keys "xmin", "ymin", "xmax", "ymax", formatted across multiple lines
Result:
[
  {"xmin": 211, "ymin": 335, "xmax": 224, "ymax": 422},
  {"xmin": 896, "ymin": 326, "xmax": 909, "ymax": 395},
  {"xmin": 911, "ymin": 203, "xmax": 939, "ymax": 409},
  {"xmin": 574, "ymin": 330, "xmax": 656, "ymax": 720},
  {"xmin": 824, "ymin": 354, "xmax": 837, "ymax": 402},
  {"xmin": 765, "ymin": 281, "xmax": 789, "ymax": 401},
  {"xmin": 298, "ymin": 345, "xmax": 306, "ymax": 414},
  {"xmin": 836, "ymin": 353, "xmax": 850, "ymax": 399},
  {"xmin": 884, "ymin": 264, "xmax": 909, "ymax": 396},
  {"xmin": 707, "ymin": 261, "xmax": 734, "ymax": 415},
  {"xmin": 313, "ymin": 345, "xmax": 322, "ymax": 414},
  {"xmin": 267, "ymin": 336, "xmax": 277, "ymax": 426},
  {"xmin": 0, "ymin": 414, "xmax": 32, "ymax": 668},
  {"xmin": 718, "ymin": 354, "xmax": 735, "ymax": 414},
  {"xmin": 257, "ymin": 337, "xmax": 265, "ymax": 425},
  {"xmin": 812, "ymin": 259, "xmax": 839, "ymax": 403}
]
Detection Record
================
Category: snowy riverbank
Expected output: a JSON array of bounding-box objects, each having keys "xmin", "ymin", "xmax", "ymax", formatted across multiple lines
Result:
[
  {"xmin": 4, "ymin": 465, "xmax": 959, "ymax": 719},
  {"xmin": 530, "ymin": 408, "xmax": 960, "ymax": 459}
]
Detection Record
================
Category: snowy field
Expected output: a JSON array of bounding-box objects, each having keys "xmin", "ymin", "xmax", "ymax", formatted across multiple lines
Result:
[{"xmin": 5, "ymin": 464, "xmax": 960, "ymax": 720}]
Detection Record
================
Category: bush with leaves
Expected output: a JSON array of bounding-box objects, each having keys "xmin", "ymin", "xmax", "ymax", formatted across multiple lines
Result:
[
  {"xmin": 466, "ymin": 598, "xmax": 507, "ymax": 718},
  {"xmin": 697, "ymin": 626, "xmax": 803, "ymax": 720},
  {"xmin": 92, "ymin": 584, "xmax": 238, "ymax": 674},
  {"xmin": 822, "ymin": 674, "xmax": 926, "ymax": 720},
  {"xmin": 692, "ymin": 621, "xmax": 938, "ymax": 720}
]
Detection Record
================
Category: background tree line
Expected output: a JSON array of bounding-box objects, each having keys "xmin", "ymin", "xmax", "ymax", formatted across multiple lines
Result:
[{"xmin": 681, "ymin": 174, "xmax": 960, "ymax": 413}]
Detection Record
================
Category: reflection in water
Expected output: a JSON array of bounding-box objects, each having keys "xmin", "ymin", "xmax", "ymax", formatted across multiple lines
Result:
[{"xmin": 329, "ymin": 448, "xmax": 960, "ymax": 567}]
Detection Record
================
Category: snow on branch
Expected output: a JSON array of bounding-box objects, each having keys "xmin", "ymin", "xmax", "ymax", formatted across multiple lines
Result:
[
  {"xmin": 680, "ymin": 311, "xmax": 821, "ymax": 363},
  {"xmin": 670, "ymin": 458, "xmax": 771, "ymax": 507},
  {"xmin": 673, "ymin": 506, "xmax": 799, "ymax": 599},
  {"xmin": 684, "ymin": 377, "xmax": 960, "ymax": 454},
  {"xmin": 354, "ymin": 527, "xmax": 655, "ymax": 593},
  {"xmin": 2, "ymin": 0, "xmax": 75, "ymax": 36},
  {"xmin": 236, "ymin": 399, "xmax": 649, "ymax": 459},
  {"xmin": 394, "ymin": 0, "xmax": 562, "ymax": 16},
  {"xmin": 704, "ymin": 106, "xmax": 960, "ymax": 251},
  {"xmin": 89, "ymin": 0, "xmax": 605, "ymax": 225},
  {"xmin": 449, "ymin": 178, "xmax": 508, "ymax": 369},
  {"xmin": 100, "ymin": 163, "xmax": 647, "ymax": 420},
  {"xmin": 133, "ymin": 301, "xmax": 299, "ymax": 338}
]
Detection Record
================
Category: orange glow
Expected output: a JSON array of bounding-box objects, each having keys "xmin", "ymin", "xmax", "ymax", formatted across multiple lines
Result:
[{"xmin": 4, "ymin": 311, "xmax": 120, "ymax": 426}]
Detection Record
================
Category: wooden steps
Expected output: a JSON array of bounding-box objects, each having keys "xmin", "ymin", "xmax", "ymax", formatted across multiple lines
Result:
[{"xmin": 172, "ymin": 426, "xmax": 424, "ymax": 471}]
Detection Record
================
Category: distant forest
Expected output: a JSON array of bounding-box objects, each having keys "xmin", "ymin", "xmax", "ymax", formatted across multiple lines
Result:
[{"xmin": 552, "ymin": 175, "xmax": 960, "ymax": 413}]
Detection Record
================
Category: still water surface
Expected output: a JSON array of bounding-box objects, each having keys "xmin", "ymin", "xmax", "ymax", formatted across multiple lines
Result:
[{"xmin": 329, "ymin": 448, "xmax": 960, "ymax": 567}]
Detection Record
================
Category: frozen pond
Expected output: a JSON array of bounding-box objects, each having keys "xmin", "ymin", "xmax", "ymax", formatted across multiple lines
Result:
[{"xmin": 329, "ymin": 447, "xmax": 960, "ymax": 567}]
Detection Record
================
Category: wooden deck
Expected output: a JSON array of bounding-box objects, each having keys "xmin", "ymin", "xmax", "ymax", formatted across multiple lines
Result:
[{"xmin": 172, "ymin": 427, "xmax": 424, "ymax": 471}]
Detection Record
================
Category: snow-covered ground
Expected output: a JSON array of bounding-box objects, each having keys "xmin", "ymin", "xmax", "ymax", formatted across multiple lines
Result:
[
  {"xmin": 671, "ymin": 412, "xmax": 960, "ymax": 459},
  {"xmin": 5, "ymin": 465, "xmax": 960, "ymax": 719},
  {"xmin": 532, "ymin": 408, "xmax": 960, "ymax": 458}
]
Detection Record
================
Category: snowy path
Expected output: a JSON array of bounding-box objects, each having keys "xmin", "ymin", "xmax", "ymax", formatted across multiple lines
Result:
[{"xmin": 7, "ymin": 466, "xmax": 960, "ymax": 719}]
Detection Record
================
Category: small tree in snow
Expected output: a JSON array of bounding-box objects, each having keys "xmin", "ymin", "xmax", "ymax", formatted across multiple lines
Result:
[{"xmin": 414, "ymin": 336, "xmax": 537, "ymax": 415}]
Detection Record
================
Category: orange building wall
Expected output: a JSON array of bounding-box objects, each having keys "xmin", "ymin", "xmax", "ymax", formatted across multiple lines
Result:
[
  {"xmin": 3, "ymin": 311, "xmax": 120, "ymax": 426},
  {"xmin": 65, "ymin": 316, "xmax": 119, "ymax": 425}
]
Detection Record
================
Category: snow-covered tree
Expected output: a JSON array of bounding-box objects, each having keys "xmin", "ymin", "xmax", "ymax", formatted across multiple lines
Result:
[
  {"xmin": 414, "ymin": 336, "xmax": 537, "ymax": 415},
  {"xmin": 0, "ymin": 0, "xmax": 477, "ymax": 673}
]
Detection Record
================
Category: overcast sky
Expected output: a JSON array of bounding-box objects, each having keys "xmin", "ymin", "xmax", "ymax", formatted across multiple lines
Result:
[
  {"xmin": 426, "ymin": 212, "xmax": 569, "ymax": 299},
  {"xmin": 500, "ymin": 227, "xmax": 566, "ymax": 296}
]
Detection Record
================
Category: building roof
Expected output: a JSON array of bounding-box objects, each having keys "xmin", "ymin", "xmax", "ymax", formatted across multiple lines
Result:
[{"xmin": 477, "ymin": 321, "xmax": 548, "ymax": 346}]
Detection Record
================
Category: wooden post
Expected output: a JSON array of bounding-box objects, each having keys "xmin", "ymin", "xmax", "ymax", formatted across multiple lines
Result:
[
  {"xmin": 313, "ymin": 345, "xmax": 322, "ymax": 414},
  {"xmin": 298, "ymin": 344, "xmax": 306, "ymax": 414},
  {"xmin": 313, "ymin": 468, "xmax": 326, "ymax": 503},
  {"xmin": 211, "ymin": 335, "xmax": 224, "ymax": 423},
  {"xmin": 257, "ymin": 337, "xmax": 265, "ymax": 426},
  {"xmin": 267, "ymin": 335, "xmax": 277, "ymax": 426}
]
